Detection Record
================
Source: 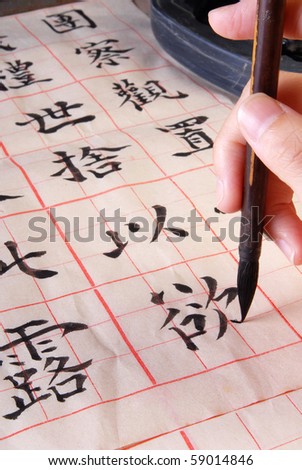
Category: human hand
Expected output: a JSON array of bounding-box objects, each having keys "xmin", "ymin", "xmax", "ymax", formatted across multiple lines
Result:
[
  {"xmin": 209, "ymin": 0, "xmax": 302, "ymax": 265},
  {"xmin": 209, "ymin": 0, "xmax": 302, "ymax": 39}
]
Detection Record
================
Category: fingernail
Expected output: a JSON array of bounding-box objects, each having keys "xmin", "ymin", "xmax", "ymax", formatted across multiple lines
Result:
[
  {"xmin": 209, "ymin": 5, "xmax": 230, "ymax": 16},
  {"xmin": 209, "ymin": 4, "xmax": 234, "ymax": 21},
  {"xmin": 237, "ymin": 94, "xmax": 285, "ymax": 142},
  {"xmin": 216, "ymin": 179, "xmax": 224, "ymax": 207},
  {"xmin": 276, "ymin": 239, "xmax": 295, "ymax": 264}
]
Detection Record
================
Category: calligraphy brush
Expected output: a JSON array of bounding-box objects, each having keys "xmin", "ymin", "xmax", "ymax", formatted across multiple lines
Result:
[{"xmin": 236, "ymin": 0, "xmax": 286, "ymax": 322}]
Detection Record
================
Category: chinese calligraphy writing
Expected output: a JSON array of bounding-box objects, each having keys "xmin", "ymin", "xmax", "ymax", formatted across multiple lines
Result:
[
  {"xmin": 113, "ymin": 79, "xmax": 188, "ymax": 111},
  {"xmin": 102, "ymin": 205, "xmax": 189, "ymax": 258},
  {"xmin": 0, "ymin": 194, "xmax": 22, "ymax": 202},
  {"xmin": 0, "ymin": 319, "xmax": 92, "ymax": 419},
  {"xmin": 51, "ymin": 145, "xmax": 129, "ymax": 182},
  {"xmin": 15, "ymin": 101, "xmax": 95, "ymax": 134},
  {"xmin": 105, "ymin": 231, "xmax": 128, "ymax": 259},
  {"xmin": 43, "ymin": 9, "xmax": 97, "ymax": 33},
  {"xmin": 75, "ymin": 39, "xmax": 133, "ymax": 68},
  {"xmin": 0, "ymin": 35, "xmax": 16, "ymax": 52},
  {"xmin": 151, "ymin": 276, "xmax": 238, "ymax": 350},
  {"xmin": 157, "ymin": 116, "xmax": 213, "ymax": 157},
  {"xmin": 0, "ymin": 60, "xmax": 52, "ymax": 91},
  {"xmin": 0, "ymin": 241, "xmax": 57, "ymax": 278}
]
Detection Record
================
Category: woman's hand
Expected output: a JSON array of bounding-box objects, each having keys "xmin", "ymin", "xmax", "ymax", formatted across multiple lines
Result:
[{"xmin": 209, "ymin": 0, "xmax": 302, "ymax": 264}]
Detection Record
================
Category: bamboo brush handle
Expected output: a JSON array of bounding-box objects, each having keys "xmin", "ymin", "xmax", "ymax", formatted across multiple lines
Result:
[{"xmin": 239, "ymin": 0, "xmax": 286, "ymax": 261}]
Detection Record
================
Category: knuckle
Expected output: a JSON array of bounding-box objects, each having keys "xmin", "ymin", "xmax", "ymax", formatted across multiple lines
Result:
[{"xmin": 274, "ymin": 127, "xmax": 302, "ymax": 176}]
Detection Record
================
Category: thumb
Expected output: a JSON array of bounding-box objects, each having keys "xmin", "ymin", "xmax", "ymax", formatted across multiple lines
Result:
[{"xmin": 237, "ymin": 93, "xmax": 302, "ymax": 202}]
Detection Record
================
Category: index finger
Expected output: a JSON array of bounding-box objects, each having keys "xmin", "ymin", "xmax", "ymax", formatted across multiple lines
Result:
[{"xmin": 209, "ymin": 0, "xmax": 302, "ymax": 40}]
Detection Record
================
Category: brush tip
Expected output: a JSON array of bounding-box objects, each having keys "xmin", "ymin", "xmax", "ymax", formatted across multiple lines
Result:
[{"xmin": 236, "ymin": 259, "xmax": 259, "ymax": 323}]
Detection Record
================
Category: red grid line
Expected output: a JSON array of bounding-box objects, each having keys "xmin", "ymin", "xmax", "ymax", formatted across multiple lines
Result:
[
  {"xmin": 235, "ymin": 412, "xmax": 261, "ymax": 450},
  {"xmin": 256, "ymin": 284, "xmax": 302, "ymax": 340},
  {"xmin": 272, "ymin": 435, "xmax": 302, "ymax": 450},
  {"xmin": 286, "ymin": 394, "xmax": 302, "ymax": 415},
  {"xmin": 79, "ymin": 80, "xmax": 169, "ymax": 177},
  {"xmin": 120, "ymin": 428, "xmax": 196, "ymax": 450},
  {"xmin": 180, "ymin": 430, "xmax": 195, "ymax": 450},
  {"xmin": 7, "ymin": 156, "xmax": 45, "ymax": 208}
]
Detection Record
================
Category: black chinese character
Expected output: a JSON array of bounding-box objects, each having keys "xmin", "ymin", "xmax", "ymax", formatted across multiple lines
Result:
[
  {"xmin": 43, "ymin": 9, "xmax": 97, "ymax": 33},
  {"xmin": 102, "ymin": 205, "xmax": 189, "ymax": 259},
  {"xmin": 45, "ymin": 356, "xmax": 92, "ymax": 402},
  {"xmin": 103, "ymin": 231, "xmax": 128, "ymax": 258},
  {"xmin": 75, "ymin": 39, "xmax": 133, "ymax": 68},
  {"xmin": 48, "ymin": 373, "xmax": 89, "ymax": 402},
  {"xmin": 157, "ymin": 116, "xmax": 213, "ymax": 157},
  {"xmin": 113, "ymin": 79, "xmax": 188, "ymax": 111},
  {"xmin": 0, "ymin": 320, "xmax": 88, "ymax": 361},
  {"xmin": 151, "ymin": 276, "xmax": 238, "ymax": 350},
  {"xmin": 0, "ymin": 35, "xmax": 16, "ymax": 52},
  {"xmin": 1, "ymin": 319, "xmax": 92, "ymax": 419},
  {"xmin": 0, "ymin": 194, "xmax": 22, "ymax": 201},
  {"xmin": 3, "ymin": 368, "xmax": 51, "ymax": 420},
  {"xmin": 0, "ymin": 60, "xmax": 52, "ymax": 91},
  {"xmin": 0, "ymin": 241, "xmax": 57, "ymax": 279},
  {"xmin": 15, "ymin": 101, "xmax": 95, "ymax": 134},
  {"xmin": 51, "ymin": 145, "xmax": 128, "ymax": 182}
]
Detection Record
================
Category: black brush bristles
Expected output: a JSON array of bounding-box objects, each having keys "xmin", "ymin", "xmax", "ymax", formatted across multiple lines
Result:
[{"xmin": 235, "ymin": 260, "xmax": 259, "ymax": 323}]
